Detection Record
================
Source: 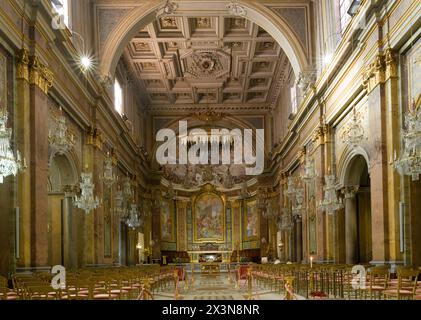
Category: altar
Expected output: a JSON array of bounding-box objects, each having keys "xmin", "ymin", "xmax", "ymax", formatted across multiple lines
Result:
[{"xmin": 200, "ymin": 263, "xmax": 220, "ymax": 275}]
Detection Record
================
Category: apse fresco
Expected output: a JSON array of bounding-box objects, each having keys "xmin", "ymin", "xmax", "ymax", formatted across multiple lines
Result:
[
  {"xmin": 161, "ymin": 200, "xmax": 174, "ymax": 242},
  {"xmin": 244, "ymin": 200, "xmax": 259, "ymax": 241},
  {"xmin": 194, "ymin": 193, "xmax": 224, "ymax": 242}
]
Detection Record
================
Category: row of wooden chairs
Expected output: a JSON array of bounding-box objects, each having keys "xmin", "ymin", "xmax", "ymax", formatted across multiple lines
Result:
[
  {"xmin": 4, "ymin": 265, "xmax": 176, "ymax": 300},
  {"xmin": 251, "ymin": 264, "xmax": 421, "ymax": 300}
]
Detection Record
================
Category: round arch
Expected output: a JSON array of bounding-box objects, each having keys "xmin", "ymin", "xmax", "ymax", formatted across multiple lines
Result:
[
  {"xmin": 337, "ymin": 146, "xmax": 370, "ymax": 188},
  {"xmin": 99, "ymin": 0, "xmax": 308, "ymax": 80},
  {"xmin": 48, "ymin": 152, "xmax": 80, "ymax": 193}
]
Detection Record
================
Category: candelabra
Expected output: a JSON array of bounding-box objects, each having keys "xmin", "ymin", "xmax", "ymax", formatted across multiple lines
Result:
[
  {"xmin": 318, "ymin": 174, "xmax": 343, "ymax": 214},
  {"xmin": 100, "ymin": 152, "xmax": 116, "ymax": 187},
  {"xmin": 394, "ymin": 102, "xmax": 421, "ymax": 181},
  {"xmin": 0, "ymin": 108, "xmax": 25, "ymax": 183},
  {"xmin": 73, "ymin": 171, "xmax": 100, "ymax": 214},
  {"xmin": 48, "ymin": 107, "xmax": 74, "ymax": 162}
]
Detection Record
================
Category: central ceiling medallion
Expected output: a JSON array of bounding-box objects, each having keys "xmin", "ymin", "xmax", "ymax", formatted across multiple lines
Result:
[{"xmin": 181, "ymin": 49, "xmax": 231, "ymax": 80}]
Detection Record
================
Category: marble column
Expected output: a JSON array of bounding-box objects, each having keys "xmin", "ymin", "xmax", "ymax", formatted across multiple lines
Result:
[{"xmin": 344, "ymin": 186, "xmax": 359, "ymax": 264}]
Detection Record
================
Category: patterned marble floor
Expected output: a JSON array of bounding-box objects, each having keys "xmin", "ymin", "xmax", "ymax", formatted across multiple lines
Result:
[{"xmin": 154, "ymin": 273, "xmax": 305, "ymax": 300}]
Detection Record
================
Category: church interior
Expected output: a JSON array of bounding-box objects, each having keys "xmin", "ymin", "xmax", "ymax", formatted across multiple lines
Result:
[{"xmin": 0, "ymin": 0, "xmax": 420, "ymax": 301}]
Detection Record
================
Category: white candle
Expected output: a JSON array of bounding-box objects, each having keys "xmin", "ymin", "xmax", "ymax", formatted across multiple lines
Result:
[{"xmin": 310, "ymin": 256, "xmax": 313, "ymax": 268}]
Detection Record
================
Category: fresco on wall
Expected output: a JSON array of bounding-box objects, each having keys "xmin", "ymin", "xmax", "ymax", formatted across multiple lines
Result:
[
  {"xmin": 244, "ymin": 200, "xmax": 259, "ymax": 241},
  {"xmin": 194, "ymin": 193, "xmax": 224, "ymax": 242},
  {"xmin": 161, "ymin": 200, "xmax": 175, "ymax": 242}
]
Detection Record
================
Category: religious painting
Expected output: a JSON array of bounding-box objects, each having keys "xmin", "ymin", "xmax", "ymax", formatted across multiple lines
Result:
[
  {"xmin": 193, "ymin": 192, "xmax": 225, "ymax": 242},
  {"xmin": 244, "ymin": 200, "xmax": 259, "ymax": 241},
  {"xmin": 161, "ymin": 200, "xmax": 175, "ymax": 242}
]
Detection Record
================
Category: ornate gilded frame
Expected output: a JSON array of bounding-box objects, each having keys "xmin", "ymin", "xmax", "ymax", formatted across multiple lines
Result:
[{"xmin": 192, "ymin": 184, "xmax": 226, "ymax": 243}]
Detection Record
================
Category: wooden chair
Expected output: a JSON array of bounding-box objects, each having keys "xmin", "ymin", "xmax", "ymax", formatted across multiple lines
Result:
[{"xmin": 384, "ymin": 268, "xmax": 419, "ymax": 300}]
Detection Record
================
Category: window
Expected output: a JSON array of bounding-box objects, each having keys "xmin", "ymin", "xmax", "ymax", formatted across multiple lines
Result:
[
  {"xmin": 114, "ymin": 79, "xmax": 123, "ymax": 115},
  {"xmin": 52, "ymin": 0, "xmax": 70, "ymax": 28},
  {"xmin": 339, "ymin": 0, "xmax": 352, "ymax": 33},
  {"xmin": 290, "ymin": 86, "xmax": 298, "ymax": 115}
]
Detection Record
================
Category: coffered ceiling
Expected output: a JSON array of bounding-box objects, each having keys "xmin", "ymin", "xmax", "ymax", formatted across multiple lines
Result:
[{"xmin": 123, "ymin": 15, "xmax": 292, "ymax": 111}]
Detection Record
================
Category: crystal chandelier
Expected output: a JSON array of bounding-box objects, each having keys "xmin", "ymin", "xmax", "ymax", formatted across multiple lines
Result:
[
  {"xmin": 0, "ymin": 108, "xmax": 25, "ymax": 183},
  {"xmin": 48, "ymin": 107, "xmax": 74, "ymax": 160},
  {"xmin": 341, "ymin": 108, "xmax": 365, "ymax": 148},
  {"xmin": 318, "ymin": 174, "xmax": 343, "ymax": 214},
  {"xmin": 126, "ymin": 203, "xmax": 142, "ymax": 230},
  {"xmin": 394, "ymin": 102, "xmax": 421, "ymax": 181},
  {"xmin": 100, "ymin": 152, "xmax": 116, "ymax": 186},
  {"xmin": 73, "ymin": 171, "xmax": 100, "ymax": 214},
  {"xmin": 301, "ymin": 157, "xmax": 316, "ymax": 183}
]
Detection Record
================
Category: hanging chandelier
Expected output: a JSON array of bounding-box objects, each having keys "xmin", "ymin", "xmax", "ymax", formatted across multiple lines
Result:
[
  {"xmin": 394, "ymin": 101, "xmax": 421, "ymax": 181},
  {"xmin": 0, "ymin": 108, "xmax": 25, "ymax": 183},
  {"xmin": 126, "ymin": 203, "xmax": 142, "ymax": 230},
  {"xmin": 48, "ymin": 107, "xmax": 74, "ymax": 161},
  {"xmin": 100, "ymin": 152, "xmax": 116, "ymax": 186},
  {"xmin": 73, "ymin": 171, "xmax": 100, "ymax": 214},
  {"xmin": 341, "ymin": 108, "xmax": 365, "ymax": 148},
  {"xmin": 301, "ymin": 157, "xmax": 316, "ymax": 183},
  {"xmin": 318, "ymin": 174, "xmax": 343, "ymax": 214}
]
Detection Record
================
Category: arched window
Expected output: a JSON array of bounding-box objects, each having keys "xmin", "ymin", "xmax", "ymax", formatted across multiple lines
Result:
[
  {"xmin": 114, "ymin": 79, "xmax": 123, "ymax": 115},
  {"xmin": 52, "ymin": 0, "xmax": 70, "ymax": 28}
]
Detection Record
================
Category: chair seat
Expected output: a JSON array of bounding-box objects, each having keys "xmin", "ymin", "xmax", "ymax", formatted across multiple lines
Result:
[
  {"xmin": 93, "ymin": 293, "xmax": 119, "ymax": 299},
  {"xmin": 61, "ymin": 294, "xmax": 88, "ymax": 300},
  {"xmin": 384, "ymin": 289, "xmax": 413, "ymax": 295},
  {"xmin": 110, "ymin": 289, "xmax": 129, "ymax": 294}
]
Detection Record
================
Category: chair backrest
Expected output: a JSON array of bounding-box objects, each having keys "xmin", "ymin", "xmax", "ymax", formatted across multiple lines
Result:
[{"xmin": 397, "ymin": 268, "xmax": 419, "ymax": 292}]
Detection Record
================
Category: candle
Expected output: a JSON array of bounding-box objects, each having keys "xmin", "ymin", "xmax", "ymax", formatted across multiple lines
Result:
[{"xmin": 310, "ymin": 256, "xmax": 313, "ymax": 268}]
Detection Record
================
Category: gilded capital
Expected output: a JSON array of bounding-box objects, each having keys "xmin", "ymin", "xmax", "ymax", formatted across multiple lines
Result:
[
  {"xmin": 385, "ymin": 48, "xmax": 397, "ymax": 79},
  {"xmin": 28, "ymin": 55, "xmax": 54, "ymax": 94},
  {"xmin": 362, "ymin": 53, "xmax": 385, "ymax": 93},
  {"xmin": 16, "ymin": 49, "xmax": 29, "ymax": 80}
]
